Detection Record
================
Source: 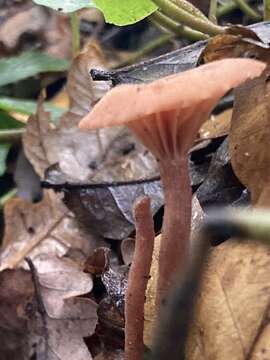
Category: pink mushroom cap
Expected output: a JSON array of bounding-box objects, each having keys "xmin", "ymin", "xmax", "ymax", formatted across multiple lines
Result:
[{"xmin": 79, "ymin": 58, "xmax": 265, "ymax": 159}]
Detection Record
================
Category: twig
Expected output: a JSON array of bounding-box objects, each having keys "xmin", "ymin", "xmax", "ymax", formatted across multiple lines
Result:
[
  {"xmin": 232, "ymin": 0, "xmax": 261, "ymax": 20},
  {"xmin": 115, "ymin": 33, "xmax": 175, "ymax": 69},
  {"xmin": 150, "ymin": 231, "xmax": 210, "ymax": 360},
  {"xmin": 70, "ymin": 12, "xmax": 80, "ymax": 56},
  {"xmin": 209, "ymin": 0, "xmax": 218, "ymax": 23},
  {"xmin": 170, "ymin": 0, "xmax": 210, "ymax": 21},
  {"xmin": 25, "ymin": 257, "xmax": 49, "ymax": 359},
  {"xmin": 151, "ymin": 0, "xmax": 224, "ymax": 35},
  {"xmin": 150, "ymin": 11, "xmax": 209, "ymax": 41},
  {"xmin": 125, "ymin": 197, "xmax": 155, "ymax": 360},
  {"xmin": 0, "ymin": 129, "xmax": 24, "ymax": 143},
  {"xmin": 264, "ymin": 0, "xmax": 270, "ymax": 19}
]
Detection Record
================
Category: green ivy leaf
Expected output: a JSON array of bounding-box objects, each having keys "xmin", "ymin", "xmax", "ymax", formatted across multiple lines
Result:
[
  {"xmin": 0, "ymin": 51, "xmax": 69, "ymax": 87},
  {"xmin": 93, "ymin": 0, "xmax": 158, "ymax": 25},
  {"xmin": 0, "ymin": 97, "xmax": 65, "ymax": 123},
  {"xmin": 33, "ymin": 0, "xmax": 94, "ymax": 12}
]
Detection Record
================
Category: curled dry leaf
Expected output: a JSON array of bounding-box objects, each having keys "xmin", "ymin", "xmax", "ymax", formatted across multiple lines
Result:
[
  {"xmin": 186, "ymin": 239, "xmax": 270, "ymax": 360},
  {"xmin": 229, "ymin": 69, "xmax": 270, "ymax": 205},
  {"xmin": 60, "ymin": 40, "xmax": 110, "ymax": 127},
  {"xmin": 200, "ymin": 26, "xmax": 270, "ymax": 64},
  {"xmin": 0, "ymin": 190, "xmax": 99, "ymax": 271},
  {"xmin": 121, "ymin": 238, "xmax": 135, "ymax": 265}
]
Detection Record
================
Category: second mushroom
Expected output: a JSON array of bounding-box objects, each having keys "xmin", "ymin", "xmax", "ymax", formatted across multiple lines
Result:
[{"xmin": 79, "ymin": 58, "xmax": 265, "ymax": 310}]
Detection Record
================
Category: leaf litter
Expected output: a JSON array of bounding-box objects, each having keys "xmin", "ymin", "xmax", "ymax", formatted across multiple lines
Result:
[{"xmin": 2, "ymin": 11, "xmax": 270, "ymax": 360}]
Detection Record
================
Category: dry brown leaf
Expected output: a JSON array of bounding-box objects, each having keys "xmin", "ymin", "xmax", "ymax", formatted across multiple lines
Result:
[
  {"xmin": 60, "ymin": 40, "xmax": 110, "ymax": 127},
  {"xmin": 0, "ymin": 190, "xmax": 99, "ymax": 271},
  {"xmin": 23, "ymin": 101, "xmax": 158, "ymax": 183},
  {"xmin": 229, "ymin": 69, "xmax": 270, "ymax": 205},
  {"xmin": 200, "ymin": 30, "xmax": 270, "ymax": 64},
  {"xmin": 143, "ymin": 196, "xmax": 204, "ymax": 347},
  {"xmin": 186, "ymin": 239, "xmax": 270, "ymax": 360},
  {"xmin": 0, "ymin": 4, "xmax": 71, "ymax": 58},
  {"xmin": 199, "ymin": 109, "xmax": 232, "ymax": 139}
]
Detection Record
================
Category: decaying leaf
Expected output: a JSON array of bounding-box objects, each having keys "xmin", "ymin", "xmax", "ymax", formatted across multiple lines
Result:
[
  {"xmin": 199, "ymin": 109, "xmax": 232, "ymax": 139},
  {"xmin": 229, "ymin": 69, "xmax": 270, "ymax": 205},
  {"xmin": 60, "ymin": 41, "xmax": 110, "ymax": 127},
  {"xmin": 186, "ymin": 239, "xmax": 270, "ymax": 359},
  {"xmin": 0, "ymin": 190, "xmax": 99, "ymax": 270},
  {"xmin": 0, "ymin": 269, "xmax": 33, "ymax": 360},
  {"xmin": 0, "ymin": 255, "xmax": 98, "ymax": 360},
  {"xmin": 200, "ymin": 28, "xmax": 270, "ymax": 64},
  {"xmin": 0, "ymin": 4, "xmax": 71, "ymax": 58}
]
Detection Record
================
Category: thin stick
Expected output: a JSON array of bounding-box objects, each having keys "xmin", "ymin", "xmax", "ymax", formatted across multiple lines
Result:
[
  {"xmin": 233, "ymin": 0, "xmax": 261, "ymax": 20},
  {"xmin": 209, "ymin": 0, "xmax": 218, "ymax": 23},
  {"xmin": 116, "ymin": 33, "xmax": 175, "ymax": 69},
  {"xmin": 151, "ymin": 0, "xmax": 224, "ymax": 35},
  {"xmin": 25, "ymin": 257, "xmax": 49, "ymax": 358},
  {"xmin": 125, "ymin": 197, "xmax": 155, "ymax": 360},
  {"xmin": 0, "ymin": 129, "xmax": 24, "ymax": 143},
  {"xmin": 150, "ymin": 11, "xmax": 209, "ymax": 41},
  {"xmin": 170, "ymin": 0, "xmax": 210, "ymax": 21},
  {"xmin": 264, "ymin": 0, "xmax": 270, "ymax": 19},
  {"xmin": 70, "ymin": 12, "xmax": 80, "ymax": 56}
]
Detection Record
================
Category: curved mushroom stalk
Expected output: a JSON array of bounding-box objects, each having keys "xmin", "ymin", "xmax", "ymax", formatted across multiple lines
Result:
[{"xmin": 79, "ymin": 58, "xmax": 266, "ymax": 311}]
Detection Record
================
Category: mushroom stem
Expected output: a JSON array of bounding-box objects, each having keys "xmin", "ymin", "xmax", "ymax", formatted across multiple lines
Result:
[
  {"xmin": 125, "ymin": 197, "xmax": 155, "ymax": 360},
  {"xmin": 157, "ymin": 157, "xmax": 192, "ymax": 308}
]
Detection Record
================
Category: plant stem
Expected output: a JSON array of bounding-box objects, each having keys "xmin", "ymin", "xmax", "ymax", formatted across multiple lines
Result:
[
  {"xmin": 264, "ymin": 0, "xmax": 270, "ymax": 19},
  {"xmin": 156, "ymin": 157, "xmax": 192, "ymax": 309},
  {"xmin": 125, "ymin": 197, "xmax": 155, "ymax": 360},
  {"xmin": 0, "ymin": 129, "xmax": 24, "ymax": 143},
  {"xmin": 150, "ymin": 11, "xmax": 209, "ymax": 41},
  {"xmin": 70, "ymin": 12, "xmax": 80, "ymax": 56},
  {"xmin": 151, "ymin": 0, "xmax": 224, "ymax": 35},
  {"xmin": 0, "ymin": 188, "xmax": 17, "ymax": 208},
  {"xmin": 209, "ymin": 0, "xmax": 217, "ymax": 23},
  {"xmin": 217, "ymin": 1, "xmax": 238, "ymax": 17},
  {"xmin": 233, "ymin": 0, "xmax": 261, "ymax": 19},
  {"xmin": 116, "ymin": 33, "xmax": 175, "ymax": 68},
  {"xmin": 170, "ymin": 0, "xmax": 209, "ymax": 21}
]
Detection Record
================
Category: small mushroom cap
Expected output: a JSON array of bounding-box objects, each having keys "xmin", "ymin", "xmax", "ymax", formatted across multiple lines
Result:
[
  {"xmin": 80, "ymin": 58, "xmax": 265, "ymax": 130},
  {"xmin": 79, "ymin": 58, "xmax": 265, "ymax": 159}
]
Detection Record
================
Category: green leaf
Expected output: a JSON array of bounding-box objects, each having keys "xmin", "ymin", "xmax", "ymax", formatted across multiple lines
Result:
[
  {"xmin": 93, "ymin": 0, "xmax": 158, "ymax": 25},
  {"xmin": 0, "ymin": 51, "xmax": 69, "ymax": 87},
  {"xmin": 0, "ymin": 97, "xmax": 65, "ymax": 123},
  {"xmin": 0, "ymin": 143, "xmax": 10, "ymax": 176},
  {"xmin": 33, "ymin": 0, "xmax": 94, "ymax": 12},
  {"xmin": 0, "ymin": 110, "xmax": 23, "ymax": 129},
  {"xmin": 0, "ymin": 111, "xmax": 24, "ymax": 176}
]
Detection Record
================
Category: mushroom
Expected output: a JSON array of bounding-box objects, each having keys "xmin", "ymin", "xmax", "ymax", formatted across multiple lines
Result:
[{"xmin": 79, "ymin": 58, "xmax": 265, "ymax": 307}]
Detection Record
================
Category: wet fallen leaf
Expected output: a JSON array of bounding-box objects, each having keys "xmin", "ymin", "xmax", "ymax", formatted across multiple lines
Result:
[
  {"xmin": 186, "ymin": 239, "xmax": 270, "ymax": 360},
  {"xmin": 229, "ymin": 69, "xmax": 270, "ymax": 205},
  {"xmin": 0, "ymin": 190, "xmax": 99, "ymax": 270}
]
